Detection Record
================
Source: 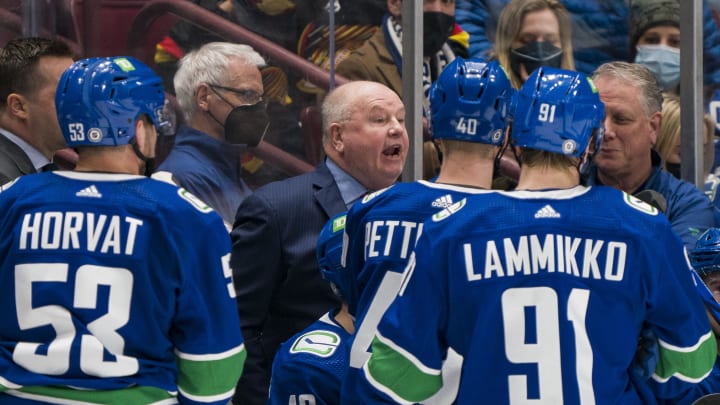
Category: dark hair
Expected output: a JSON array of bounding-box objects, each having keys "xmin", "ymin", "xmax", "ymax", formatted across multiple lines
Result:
[{"xmin": 0, "ymin": 37, "xmax": 74, "ymax": 107}]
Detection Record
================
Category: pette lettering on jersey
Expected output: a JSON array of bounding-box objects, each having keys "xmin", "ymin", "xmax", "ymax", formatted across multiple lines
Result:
[
  {"xmin": 19, "ymin": 211, "xmax": 143, "ymax": 255},
  {"xmin": 464, "ymin": 234, "xmax": 627, "ymax": 282},
  {"xmin": 364, "ymin": 220, "xmax": 423, "ymax": 261}
]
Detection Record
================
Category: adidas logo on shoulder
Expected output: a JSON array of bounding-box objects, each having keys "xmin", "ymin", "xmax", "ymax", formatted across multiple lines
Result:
[
  {"xmin": 534, "ymin": 204, "xmax": 560, "ymax": 219},
  {"xmin": 432, "ymin": 194, "xmax": 454, "ymax": 208},
  {"xmin": 76, "ymin": 185, "xmax": 102, "ymax": 198}
]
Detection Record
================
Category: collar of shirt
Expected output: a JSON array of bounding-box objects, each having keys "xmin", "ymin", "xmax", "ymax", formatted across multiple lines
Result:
[
  {"xmin": 325, "ymin": 157, "xmax": 367, "ymax": 209},
  {"xmin": 0, "ymin": 127, "xmax": 50, "ymax": 171}
]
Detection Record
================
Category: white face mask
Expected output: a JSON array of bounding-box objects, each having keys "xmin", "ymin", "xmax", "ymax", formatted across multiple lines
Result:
[{"xmin": 634, "ymin": 44, "xmax": 681, "ymax": 90}]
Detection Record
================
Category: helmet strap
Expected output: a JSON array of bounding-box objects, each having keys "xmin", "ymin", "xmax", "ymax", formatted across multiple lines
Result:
[{"xmin": 131, "ymin": 139, "xmax": 155, "ymax": 176}]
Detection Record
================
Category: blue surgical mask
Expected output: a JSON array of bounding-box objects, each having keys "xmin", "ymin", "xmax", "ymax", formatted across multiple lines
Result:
[{"xmin": 634, "ymin": 44, "xmax": 680, "ymax": 90}]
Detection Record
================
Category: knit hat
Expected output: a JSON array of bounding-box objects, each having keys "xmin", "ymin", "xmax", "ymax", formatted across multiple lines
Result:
[{"xmin": 629, "ymin": 0, "xmax": 680, "ymax": 50}]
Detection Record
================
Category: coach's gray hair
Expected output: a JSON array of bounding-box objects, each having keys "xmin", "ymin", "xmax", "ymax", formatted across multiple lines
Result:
[
  {"xmin": 321, "ymin": 83, "xmax": 359, "ymax": 145},
  {"xmin": 174, "ymin": 42, "xmax": 265, "ymax": 122},
  {"xmin": 592, "ymin": 61, "xmax": 663, "ymax": 117}
]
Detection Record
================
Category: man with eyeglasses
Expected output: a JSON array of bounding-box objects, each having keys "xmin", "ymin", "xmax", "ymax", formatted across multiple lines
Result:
[{"xmin": 155, "ymin": 41, "xmax": 268, "ymax": 229}]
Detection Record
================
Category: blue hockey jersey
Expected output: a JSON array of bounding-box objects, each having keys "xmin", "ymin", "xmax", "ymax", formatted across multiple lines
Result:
[
  {"xmin": 357, "ymin": 185, "xmax": 717, "ymax": 404},
  {"xmin": 342, "ymin": 180, "xmax": 492, "ymax": 403},
  {"xmin": 0, "ymin": 172, "xmax": 245, "ymax": 404},
  {"xmin": 268, "ymin": 311, "xmax": 351, "ymax": 405}
]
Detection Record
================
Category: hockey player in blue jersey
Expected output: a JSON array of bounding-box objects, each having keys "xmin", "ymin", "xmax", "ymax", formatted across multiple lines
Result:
[
  {"xmin": 684, "ymin": 228, "xmax": 720, "ymax": 402},
  {"xmin": 355, "ymin": 66, "xmax": 717, "ymax": 404},
  {"xmin": 0, "ymin": 57, "xmax": 245, "ymax": 404},
  {"xmin": 268, "ymin": 213, "xmax": 352, "ymax": 405},
  {"xmin": 341, "ymin": 58, "xmax": 515, "ymax": 403}
]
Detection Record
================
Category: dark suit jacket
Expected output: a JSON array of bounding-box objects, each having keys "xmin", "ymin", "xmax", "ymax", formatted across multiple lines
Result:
[
  {"xmin": 230, "ymin": 160, "xmax": 346, "ymax": 405},
  {"xmin": 0, "ymin": 133, "xmax": 35, "ymax": 184}
]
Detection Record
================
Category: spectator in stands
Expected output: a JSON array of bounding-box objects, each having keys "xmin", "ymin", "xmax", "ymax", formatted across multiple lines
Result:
[
  {"xmin": 586, "ymin": 61, "xmax": 716, "ymax": 247},
  {"xmin": 493, "ymin": 0, "xmax": 575, "ymax": 89},
  {"xmin": 629, "ymin": 0, "xmax": 683, "ymax": 94},
  {"xmin": 335, "ymin": 0, "xmax": 469, "ymax": 180},
  {"xmin": 0, "ymin": 56, "xmax": 245, "ymax": 405},
  {"xmin": 456, "ymin": 0, "xmax": 720, "ymax": 99},
  {"xmin": 155, "ymin": 42, "xmax": 267, "ymax": 229},
  {"xmin": 656, "ymin": 92, "xmax": 715, "ymax": 178},
  {"xmin": 230, "ymin": 80, "xmax": 408, "ymax": 405},
  {"xmin": 656, "ymin": 93, "xmax": 720, "ymax": 218},
  {"xmin": 0, "ymin": 37, "xmax": 74, "ymax": 183}
]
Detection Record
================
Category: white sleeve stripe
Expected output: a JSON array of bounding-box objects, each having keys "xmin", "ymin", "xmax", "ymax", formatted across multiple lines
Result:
[
  {"xmin": 0, "ymin": 375, "xmax": 22, "ymax": 389},
  {"xmin": 174, "ymin": 343, "xmax": 245, "ymax": 361},
  {"xmin": 177, "ymin": 386, "xmax": 235, "ymax": 403},
  {"xmin": 658, "ymin": 331, "xmax": 714, "ymax": 353},
  {"xmin": 651, "ymin": 366, "xmax": 713, "ymax": 384}
]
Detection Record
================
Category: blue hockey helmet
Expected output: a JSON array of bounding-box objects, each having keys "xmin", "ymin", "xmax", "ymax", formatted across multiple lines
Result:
[
  {"xmin": 690, "ymin": 228, "xmax": 720, "ymax": 276},
  {"xmin": 511, "ymin": 66, "xmax": 604, "ymax": 158},
  {"xmin": 317, "ymin": 212, "xmax": 358, "ymax": 312},
  {"xmin": 56, "ymin": 56, "xmax": 171, "ymax": 148},
  {"xmin": 429, "ymin": 58, "xmax": 514, "ymax": 145}
]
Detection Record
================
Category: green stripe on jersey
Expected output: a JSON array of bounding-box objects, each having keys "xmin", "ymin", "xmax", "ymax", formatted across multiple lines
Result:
[
  {"xmin": 367, "ymin": 335, "xmax": 442, "ymax": 403},
  {"xmin": 654, "ymin": 331, "xmax": 717, "ymax": 382},
  {"xmin": 176, "ymin": 345, "xmax": 246, "ymax": 400},
  {"xmin": 8, "ymin": 385, "xmax": 175, "ymax": 404}
]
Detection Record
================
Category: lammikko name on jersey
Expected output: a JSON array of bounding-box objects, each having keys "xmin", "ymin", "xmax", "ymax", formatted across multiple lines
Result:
[
  {"xmin": 463, "ymin": 233, "xmax": 627, "ymax": 282},
  {"xmin": 18, "ymin": 211, "xmax": 143, "ymax": 255}
]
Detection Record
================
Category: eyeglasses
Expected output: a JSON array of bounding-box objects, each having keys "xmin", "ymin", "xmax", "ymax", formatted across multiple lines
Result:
[{"xmin": 207, "ymin": 83, "xmax": 264, "ymax": 106}]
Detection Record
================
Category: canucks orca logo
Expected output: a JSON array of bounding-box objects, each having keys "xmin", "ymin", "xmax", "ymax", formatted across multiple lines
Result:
[{"xmin": 290, "ymin": 331, "xmax": 341, "ymax": 357}]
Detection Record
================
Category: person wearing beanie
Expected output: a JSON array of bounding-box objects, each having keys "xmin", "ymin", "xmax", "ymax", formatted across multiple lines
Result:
[{"xmin": 629, "ymin": 0, "xmax": 681, "ymax": 92}]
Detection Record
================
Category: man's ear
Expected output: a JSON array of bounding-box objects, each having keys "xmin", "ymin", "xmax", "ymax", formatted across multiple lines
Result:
[
  {"xmin": 134, "ymin": 119, "xmax": 146, "ymax": 150},
  {"xmin": 6, "ymin": 93, "xmax": 28, "ymax": 119},
  {"xmin": 330, "ymin": 122, "xmax": 344, "ymax": 153},
  {"xmin": 195, "ymin": 84, "xmax": 210, "ymax": 112},
  {"xmin": 649, "ymin": 111, "xmax": 662, "ymax": 146}
]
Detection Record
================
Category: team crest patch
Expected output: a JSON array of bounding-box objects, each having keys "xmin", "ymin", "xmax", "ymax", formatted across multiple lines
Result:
[
  {"xmin": 178, "ymin": 188, "xmax": 213, "ymax": 213},
  {"xmin": 623, "ymin": 193, "xmax": 658, "ymax": 216},
  {"xmin": 290, "ymin": 331, "xmax": 341, "ymax": 357},
  {"xmin": 432, "ymin": 198, "xmax": 467, "ymax": 222}
]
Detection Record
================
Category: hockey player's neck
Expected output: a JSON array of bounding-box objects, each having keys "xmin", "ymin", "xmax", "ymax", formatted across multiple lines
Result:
[
  {"xmin": 515, "ymin": 166, "xmax": 579, "ymax": 191},
  {"xmin": 334, "ymin": 303, "xmax": 355, "ymax": 334},
  {"xmin": 436, "ymin": 159, "xmax": 494, "ymax": 189}
]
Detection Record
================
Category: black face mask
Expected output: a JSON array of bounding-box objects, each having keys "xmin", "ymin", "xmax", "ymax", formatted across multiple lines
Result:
[
  {"xmin": 423, "ymin": 12, "xmax": 455, "ymax": 57},
  {"xmin": 665, "ymin": 162, "xmax": 681, "ymax": 179},
  {"xmin": 509, "ymin": 41, "xmax": 563, "ymax": 79},
  {"xmin": 224, "ymin": 102, "xmax": 270, "ymax": 147}
]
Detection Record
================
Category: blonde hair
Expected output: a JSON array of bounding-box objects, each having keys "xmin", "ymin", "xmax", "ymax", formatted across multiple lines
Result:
[
  {"xmin": 656, "ymin": 92, "xmax": 715, "ymax": 175},
  {"xmin": 495, "ymin": 0, "xmax": 575, "ymax": 88}
]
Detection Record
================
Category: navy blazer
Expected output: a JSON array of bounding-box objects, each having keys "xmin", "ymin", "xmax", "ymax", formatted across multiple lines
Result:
[
  {"xmin": 0, "ymin": 133, "xmax": 35, "ymax": 184},
  {"xmin": 230, "ymin": 160, "xmax": 346, "ymax": 405}
]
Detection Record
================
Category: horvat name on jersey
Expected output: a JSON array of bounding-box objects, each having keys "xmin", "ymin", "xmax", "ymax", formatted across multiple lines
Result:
[
  {"xmin": 19, "ymin": 211, "xmax": 144, "ymax": 255},
  {"xmin": 365, "ymin": 220, "xmax": 423, "ymax": 261},
  {"xmin": 463, "ymin": 234, "xmax": 627, "ymax": 282}
]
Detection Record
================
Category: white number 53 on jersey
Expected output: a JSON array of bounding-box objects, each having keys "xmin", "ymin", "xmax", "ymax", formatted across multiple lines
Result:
[{"xmin": 14, "ymin": 263, "xmax": 139, "ymax": 377}]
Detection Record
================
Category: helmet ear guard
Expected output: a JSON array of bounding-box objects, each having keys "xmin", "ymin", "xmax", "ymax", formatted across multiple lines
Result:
[
  {"xmin": 510, "ymin": 66, "xmax": 605, "ymax": 160},
  {"xmin": 56, "ymin": 56, "xmax": 170, "ymax": 148},
  {"xmin": 429, "ymin": 58, "xmax": 515, "ymax": 145}
]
